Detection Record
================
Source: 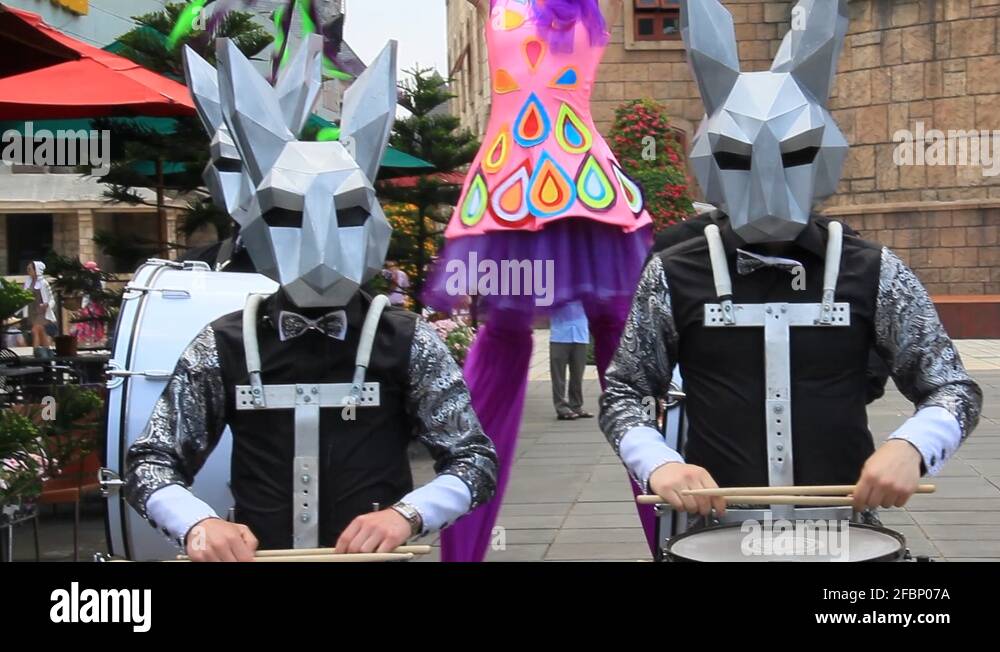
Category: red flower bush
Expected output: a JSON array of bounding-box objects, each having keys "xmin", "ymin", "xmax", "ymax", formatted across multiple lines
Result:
[{"xmin": 608, "ymin": 99, "xmax": 695, "ymax": 231}]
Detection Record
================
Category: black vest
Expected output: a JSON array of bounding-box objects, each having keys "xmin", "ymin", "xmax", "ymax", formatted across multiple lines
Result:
[
  {"xmin": 210, "ymin": 290, "xmax": 418, "ymax": 550},
  {"xmin": 659, "ymin": 217, "xmax": 883, "ymax": 488}
]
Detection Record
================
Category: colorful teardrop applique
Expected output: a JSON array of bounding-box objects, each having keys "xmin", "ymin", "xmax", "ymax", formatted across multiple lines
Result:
[
  {"xmin": 554, "ymin": 103, "xmax": 593, "ymax": 154},
  {"xmin": 491, "ymin": 161, "xmax": 532, "ymax": 224},
  {"xmin": 528, "ymin": 152, "xmax": 576, "ymax": 218},
  {"xmin": 492, "ymin": 6, "xmax": 526, "ymax": 31},
  {"xmin": 514, "ymin": 93, "xmax": 551, "ymax": 148},
  {"xmin": 460, "ymin": 171, "xmax": 489, "ymax": 227},
  {"xmin": 493, "ymin": 69, "xmax": 520, "ymax": 95},
  {"xmin": 523, "ymin": 36, "xmax": 546, "ymax": 71},
  {"xmin": 576, "ymin": 155, "xmax": 617, "ymax": 211},
  {"xmin": 550, "ymin": 66, "xmax": 579, "ymax": 90},
  {"xmin": 612, "ymin": 163, "xmax": 645, "ymax": 215},
  {"xmin": 483, "ymin": 126, "xmax": 511, "ymax": 174}
]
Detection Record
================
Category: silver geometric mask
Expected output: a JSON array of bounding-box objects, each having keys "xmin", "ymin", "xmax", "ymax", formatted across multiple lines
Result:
[
  {"xmin": 682, "ymin": 0, "xmax": 849, "ymax": 243},
  {"xmin": 183, "ymin": 35, "xmax": 398, "ymax": 308}
]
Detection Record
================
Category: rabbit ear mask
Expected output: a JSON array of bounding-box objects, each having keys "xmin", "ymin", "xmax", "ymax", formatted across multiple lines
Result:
[
  {"xmin": 681, "ymin": 0, "xmax": 850, "ymax": 244},
  {"xmin": 183, "ymin": 36, "xmax": 398, "ymax": 308},
  {"xmin": 339, "ymin": 40, "xmax": 398, "ymax": 182},
  {"xmin": 215, "ymin": 37, "xmax": 296, "ymax": 185}
]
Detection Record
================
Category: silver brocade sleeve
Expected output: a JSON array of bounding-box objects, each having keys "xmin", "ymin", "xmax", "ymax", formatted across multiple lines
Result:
[
  {"xmin": 599, "ymin": 256, "xmax": 680, "ymax": 454},
  {"xmin": 124, "ymin": 326, "xmax": 228, "ymax": 519},
  {"xmin": 405, "ymin": 318, "xmax": 498, "ymax": 509},
  {"xmin": 874, "ymin": 247, "xmax": 982, "ymax": 438}
]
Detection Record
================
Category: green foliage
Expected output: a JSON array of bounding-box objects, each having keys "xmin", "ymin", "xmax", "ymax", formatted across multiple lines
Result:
[
  {"xmin": 116, "ymin": 3, "xmax": 272, "ymax": 78},
  {"xmin": 179, "ymin": 197, "xmax": 234, "ymax": 241},
  {"xmin": 96, "ymin": 4, "xmax": 271, "ymax": 269},
  {"xmin": 43, "ymin": 253, "xmax": 111, "ymax": 297},
  {"xmin": 41, "ymin": 253, "xmax": 122, "ymax": 326},
  {"xmin": 0, "ymin": 385, "xmax": 104, "ymax": 505},
  {"xmin": 0, "ymin": 411, "xmax": 48, "ymax": 505},
  {"xmin": 377, "ymin": 68, "xmax": 480, "ymax": 309},
  {"xmin": 608, "ymin": 99, "xmax": 694, "ymax": 230},
  {"xmin": 0, "ymin": 278, "xmax": 33, "ymax": 323},
  {"xmin": 41, "ymin": 386, "xmax": 103, "ymax": 472}
]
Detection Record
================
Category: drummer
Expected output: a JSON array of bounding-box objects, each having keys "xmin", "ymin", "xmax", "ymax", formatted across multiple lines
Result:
[
  {"xmin": 600, "ymin": 1, "xmax": 981, "ymax": 522},
  {"xmin": 124, "ymin": 38, "xmax": 497, "ymax": 561}
]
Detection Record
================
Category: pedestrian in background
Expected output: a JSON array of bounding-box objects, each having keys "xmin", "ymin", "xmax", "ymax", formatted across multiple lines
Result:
[
  {"xmin": 21, "ymin": 260, "xmax": 57, "ymax": 354},
  {"xmin": 550, "ymin": 300, "xmax": 593, "ymax": 421}
]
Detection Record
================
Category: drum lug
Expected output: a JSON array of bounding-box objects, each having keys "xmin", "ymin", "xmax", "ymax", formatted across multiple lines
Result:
[
  {"xmin": 106, "ymin": 359, "xmax": 171, "ymax": 389},
  {"xmin": 122, "ymin": 285, "xmax": 192, "ymax": 301},
  {"xmin": 145, "ymin": 258, "xmax": 212, "ymax": 272},
  {"xmin": 106, "ymin": 369, "xmax": 172, "ymax": 380},
  {"xmin": 99, "ymin": 468, "xmax": 124, "ymax": 498}
]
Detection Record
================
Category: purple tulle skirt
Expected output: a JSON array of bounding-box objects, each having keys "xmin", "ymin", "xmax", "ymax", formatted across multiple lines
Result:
[{"xmin": 423, "ymin": 220, "xmax": 653, "ymax": 321}]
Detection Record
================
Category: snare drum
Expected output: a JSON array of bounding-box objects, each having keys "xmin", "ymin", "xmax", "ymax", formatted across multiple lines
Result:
[
  {"xmin": 102, "ymin": 259, "xmax": 277, "ymax": 560},
  {"xmin": 663, "ymin": 522, "xmax": 907, "ymax": 562}
]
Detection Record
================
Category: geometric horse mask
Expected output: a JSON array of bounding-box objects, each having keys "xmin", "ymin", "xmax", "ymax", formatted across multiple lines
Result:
[
  {"xmin": 183, "ymin": 35, "xmax": 397, "ymax": 307},
  {"xmin": 682, "ymin": 0, "xmax": 850, "ymax": 243}
]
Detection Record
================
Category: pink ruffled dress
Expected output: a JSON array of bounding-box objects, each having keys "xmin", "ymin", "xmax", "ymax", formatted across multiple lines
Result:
[{"xmin": 426, "ymin": 0, "xmax": 653, "ymax": 318}]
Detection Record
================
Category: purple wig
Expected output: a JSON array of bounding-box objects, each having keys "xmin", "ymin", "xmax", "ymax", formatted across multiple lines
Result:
[{"xmin": 492, "ymin": 0, "xmax": 608, "ymax": 53}]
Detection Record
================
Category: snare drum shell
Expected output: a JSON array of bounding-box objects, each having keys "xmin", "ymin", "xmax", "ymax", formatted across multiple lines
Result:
[
  {"xmin": 104, "ymin": 261, "xmax": 277, "ymax": 560},
  {"xmin": 663, "ymin": 522, "xmax": 907, "ymax": 563}
]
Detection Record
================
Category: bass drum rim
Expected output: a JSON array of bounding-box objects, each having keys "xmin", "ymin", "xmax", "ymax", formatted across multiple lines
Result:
[
  {"xmin": 663, "ymin": 522, "xmax": 907, "ymax": 563},
  {"xmin": 103, "ymin": 261, "xmax": 170, "ymax": 560}
]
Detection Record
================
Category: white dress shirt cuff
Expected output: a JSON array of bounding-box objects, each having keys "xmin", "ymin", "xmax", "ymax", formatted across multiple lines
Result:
[
  {"xmin": 619, "ymin": 425, "xmax": 685, "ymax": 490},
  {"xmin": 888, "ymin": 406, "xmax": 963, "ymax": 476},
  {"xmin": 400, "ymin": 474, "xmax": 472, "ymax": 534},
  {"xmin": 145, "ymin": 484, "xmax": 219, "ymax": 546}
]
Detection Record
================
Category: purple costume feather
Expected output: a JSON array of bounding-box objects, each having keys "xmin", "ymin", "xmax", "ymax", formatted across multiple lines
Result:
[{"xmin": 491, "ymin": 0, "xmax": 608, "ymax": 53}]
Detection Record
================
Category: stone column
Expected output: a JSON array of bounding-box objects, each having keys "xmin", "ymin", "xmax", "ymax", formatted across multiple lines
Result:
[
  {"xmin": 77, "ymin": 209, "xmax": 95, "ymax": 263},
  {"xmin": 52, "ymin": 212, "xmax": 80, "ymax": 260},
  {"xmin": 164, "ymin": 208, "xmax": 180, "ymax": 261}
]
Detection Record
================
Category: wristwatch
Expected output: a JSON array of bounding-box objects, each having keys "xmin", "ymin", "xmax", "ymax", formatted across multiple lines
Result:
[{"xmin": 391, "ymin": 502, "xmax": 424, "ymax": 537}]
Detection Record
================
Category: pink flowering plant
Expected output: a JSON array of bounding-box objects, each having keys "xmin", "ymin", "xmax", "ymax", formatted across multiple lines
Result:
[
  {"xmin": 609, "ymin": 99, "xmax": 695, "ymax": 230},
  {"xmin": 0, "ymin": 410, "xmax": 53, "ymax": 514},
  {"xmin": 430, "ymin": 318, "xmax": 476, "ymax": 367}
]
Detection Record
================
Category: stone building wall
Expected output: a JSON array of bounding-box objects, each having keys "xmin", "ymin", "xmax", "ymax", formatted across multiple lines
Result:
[{"xmin": 445, "ymin": 0, "xmax": 1000, "ymax": 294}]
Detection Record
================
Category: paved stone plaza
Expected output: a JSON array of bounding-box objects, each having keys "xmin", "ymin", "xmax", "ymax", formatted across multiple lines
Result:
[{"xmin": 10, "ymin": 340, "xmax": 1000, "ymax": 562}]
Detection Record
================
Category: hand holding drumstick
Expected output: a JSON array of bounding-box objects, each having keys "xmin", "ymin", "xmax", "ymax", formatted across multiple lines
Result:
[
  {"xmin": 646, "ymin": 442, "xmax": 931, "ymax": 513},
  {"xmin": 648, "ymin": 463, "xmax": 727, "ymax": 517}
]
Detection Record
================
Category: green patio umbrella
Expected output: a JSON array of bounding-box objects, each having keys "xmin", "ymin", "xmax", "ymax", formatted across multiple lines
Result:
[{"xmin": 0, "ymin": 117, "xmax": 434, "ymax": 173}]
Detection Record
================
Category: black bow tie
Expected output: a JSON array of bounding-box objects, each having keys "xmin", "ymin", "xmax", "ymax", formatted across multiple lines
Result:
[
  {"xmin": 736, "ymin": 249, "xmax": 804, "ymax": 276},
  {"xmin": 277, "ymin": 310, "xmax": 347, "ymax": 341}
]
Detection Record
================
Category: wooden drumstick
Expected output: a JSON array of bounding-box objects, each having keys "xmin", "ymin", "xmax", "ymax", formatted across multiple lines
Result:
[
  {"xmin": 246, "ymin": 552, "xmax": 414, "ymax": 563},
  {"xmin": 638, "ymin": 495, "xmax": 856, "ymax": 506},
  {"xmin": 174, "ymin": 545, "xmax": 432, "ymax": 561},
  {"xmin": 249, "ymin": 545, "xmax": 432, "ymax": 558},
  {"xmin": 677, "ymin": 484, "xmax": 936, "ymax": 497},
  {"xmin": 124, "ymin": 552, "xmax": 417, "ymax": 563}
]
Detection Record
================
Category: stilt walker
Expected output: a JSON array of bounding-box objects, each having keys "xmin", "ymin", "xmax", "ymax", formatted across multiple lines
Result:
[{"xmin": 425, "ymin": 0, "xmax": 656, "ymax": 561}]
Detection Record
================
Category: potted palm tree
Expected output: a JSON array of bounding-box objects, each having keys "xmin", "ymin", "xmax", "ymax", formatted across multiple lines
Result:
[{"xmin": 43, "ymin": 255, "xmax": 118, "ymax": 354}]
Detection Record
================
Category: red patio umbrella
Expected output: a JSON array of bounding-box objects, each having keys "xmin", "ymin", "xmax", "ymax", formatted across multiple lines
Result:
[{"xmin": 0, "ymin": 4, "xmax": 196, "ymax": 120}]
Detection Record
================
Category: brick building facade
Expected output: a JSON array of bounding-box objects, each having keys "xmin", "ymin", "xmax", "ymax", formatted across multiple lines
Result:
[{"xmin": 446, "ymin": 0, "xmax": 1000, "ymax": 295}]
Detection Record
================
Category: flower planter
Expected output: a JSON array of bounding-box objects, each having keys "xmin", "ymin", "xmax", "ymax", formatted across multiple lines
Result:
[{"xmin": 54, "ymin": 334, "xmax": 78, "ymax": 357}]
